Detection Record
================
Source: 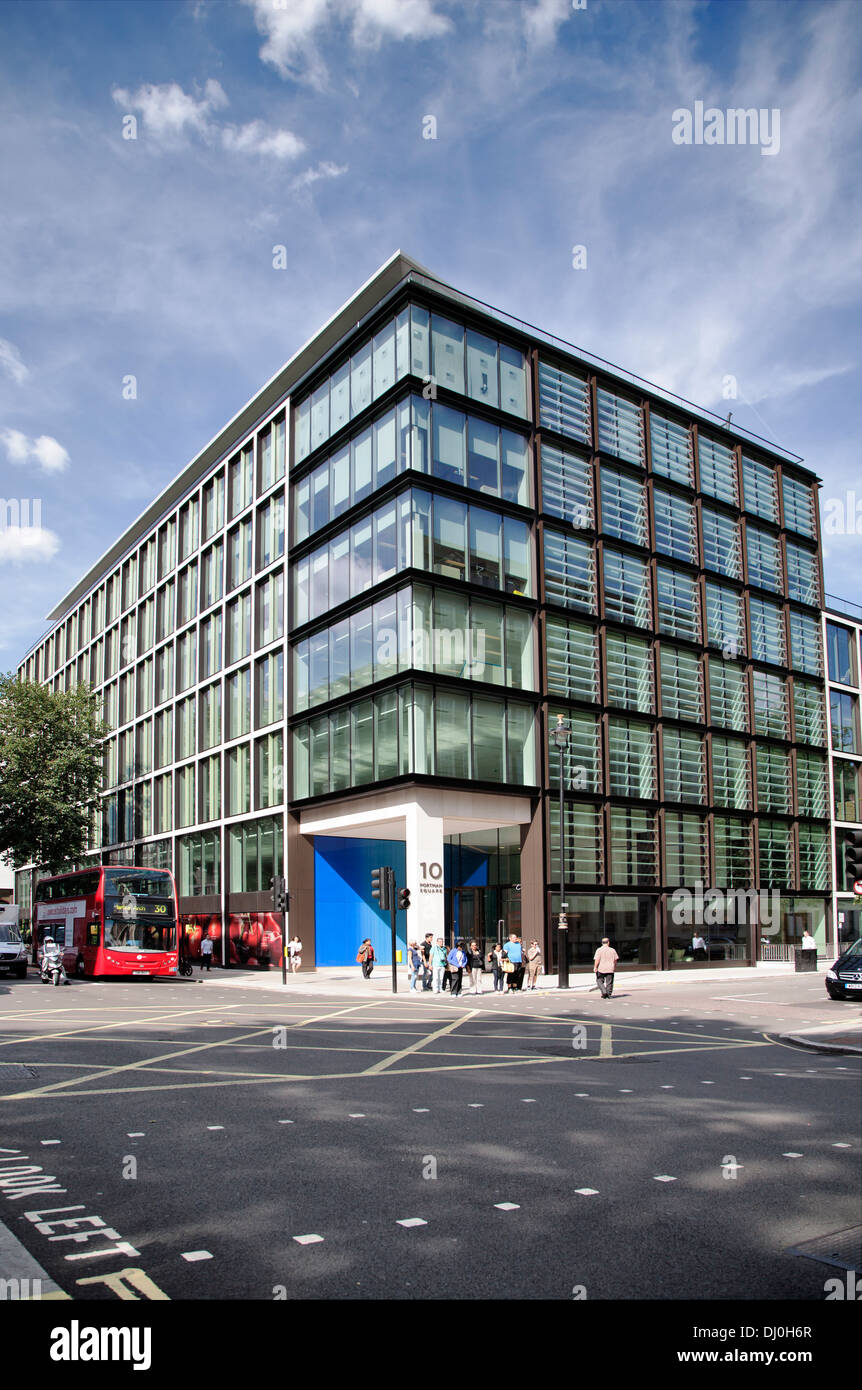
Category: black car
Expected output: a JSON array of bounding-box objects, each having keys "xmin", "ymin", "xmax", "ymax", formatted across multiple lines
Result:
[{"xmin": 825, "ymin": 938, "xmax": 862, "ymax": 1001}]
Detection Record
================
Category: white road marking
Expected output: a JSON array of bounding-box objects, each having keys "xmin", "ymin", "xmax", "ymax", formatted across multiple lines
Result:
[
  {"xmin": 182, "ymin": 1250, "xmax": 213, "ymax": 1262},
  {"xmin": 701, "ymin": 1081, "xmax": 715, "ymax": 1085},
  {"xmin": 40, "ymin": 1140, "xmax": 61, "ymax": 1145},
  {"xmin": 521, "ymin": 1098, "xmax": 537, "ymax": 1103},
  {"xmin": 412, "ymin": 1108, "xmax": 430, "ymax": 1113},
  {"xmin": 661, "ymin": 1085, "xmax": 674, "ymax": 1089},
  {"xmin": 574, "ymin": 1093, "xmax": 590, "ymax": 1097},
  {"xmin": 397, "ymin": 1218, "xmax": 427, "ymax": 1227},
  {"xmin": 715, "ymin": 995, "xmax": 770, "ymax": 1002},
  {"xmin": 494, "ymin": 1203, "xmax": 520, "ymax": 1211},
  {"xmin": 618, "ymin": 1089, "xmax": 633, "ymax": 1093},
  {"xmin": 278, "ymin": 1120, "xmax": 294, "ymax": 1125},
  {"xmin": 207, "ymin": 1125, "xmax": 224, "ymax": 1131},
  {"xmin": 833, "ymin": 1143, "xmax": 851, "ymax": 1148},
  {"xmin": 127, "ymin": 1132, "xmax": 145, "ymax": 1137},
  {"xmin": 467, "ymin": 1103, "xmax": 484, "ymax": 1108},
  {"xmin": 654, "ymin": 1175, "xmax": 677, "ymax": 1183},
  {"xmin": 348, "ymin": 1113, "xmax": 365, "ymax": 1118},
  {"xmin": 782, "ymin": 1152, "xmax": 803, "ymax": 1158},
  {"xmin": 293, "ymin": 1234, "xmax": 323, "ymax": 1245},
  {"xmin": 575, "ymin": 1188, "xmax": 599, "ymax": 1196}
]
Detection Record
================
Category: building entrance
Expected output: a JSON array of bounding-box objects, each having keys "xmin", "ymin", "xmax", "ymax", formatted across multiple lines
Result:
[{"xmin": 446, "ymin": 885, "xmax": 522, "ymax": 953}]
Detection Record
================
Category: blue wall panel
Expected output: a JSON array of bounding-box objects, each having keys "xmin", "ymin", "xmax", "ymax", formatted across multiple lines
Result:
[{"xmin": 314, "ymin": 836, "xmax": 407, "ymax": 966}]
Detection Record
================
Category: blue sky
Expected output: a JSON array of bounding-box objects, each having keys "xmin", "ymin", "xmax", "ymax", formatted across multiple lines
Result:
[{"xmin": 1, "ymin": 0, "xmax": 860, "ymax": 669}]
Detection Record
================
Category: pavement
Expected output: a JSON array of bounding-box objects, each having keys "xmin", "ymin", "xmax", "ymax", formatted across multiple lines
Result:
[{"xmin": 180, "ymin": 959, "xmax": 862, "ymax": 1053}]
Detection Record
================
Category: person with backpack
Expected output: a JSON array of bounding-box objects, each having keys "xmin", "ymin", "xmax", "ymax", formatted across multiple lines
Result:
[
  {"xmin": 407, "ymin": 940, "xmax": 423, "ymax": 992},
  {"xmin": 357, "ymin": 938, "xmax": 375, "ymax": 979}
]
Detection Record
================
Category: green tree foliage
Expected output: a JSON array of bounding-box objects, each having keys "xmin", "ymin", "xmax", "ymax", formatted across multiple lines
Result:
[{"xmin": 0, "ymin": 674, "xmax": 105, "ymax": 873}]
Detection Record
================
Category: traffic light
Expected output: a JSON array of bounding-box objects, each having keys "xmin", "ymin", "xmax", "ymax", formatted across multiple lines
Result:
[
  {"xmin": 844, "ymin": 830, "xmax": 862, "ymax": 892},
  {"xmin": 371, "ymin": 866, "xmax": 391, "ymax": 911},
  {"xmin": 270, "ymin": 875, "xmax": 288, "ymax": 913},
  {"xmin": 398, "ymin": 887, "xmax": 411, "ymax": 911}
]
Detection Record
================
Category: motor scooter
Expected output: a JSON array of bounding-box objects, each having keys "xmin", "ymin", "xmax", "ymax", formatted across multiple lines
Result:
[{"xmin": 40, "ymin": 951, "xmax": 68, "ymax": 987}]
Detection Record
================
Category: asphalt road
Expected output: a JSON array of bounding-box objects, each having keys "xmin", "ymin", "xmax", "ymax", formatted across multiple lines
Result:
[{"xmin": 0, "ymin": 970, "xmax": 859, "ymax": 1303}]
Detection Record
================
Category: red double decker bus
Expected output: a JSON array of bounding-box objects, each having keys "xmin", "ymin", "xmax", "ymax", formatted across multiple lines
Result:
[{"xmin": 34, "ymin": 866, "xmax": 179, "ymax": 979}]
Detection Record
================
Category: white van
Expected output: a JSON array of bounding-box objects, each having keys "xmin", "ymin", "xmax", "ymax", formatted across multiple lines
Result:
[{"xmin": 0, "ymin": 905, "xmax": 29, "ymax": 978}]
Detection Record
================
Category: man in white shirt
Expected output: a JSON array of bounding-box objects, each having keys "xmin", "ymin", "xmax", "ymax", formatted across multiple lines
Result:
[
  {"xmin": 593, "ymin": 937, "xmax": 619, "ymax": 998},
  {"xmin": 200, "ymin": 934, "xmax": 214, "ymax": 972}
]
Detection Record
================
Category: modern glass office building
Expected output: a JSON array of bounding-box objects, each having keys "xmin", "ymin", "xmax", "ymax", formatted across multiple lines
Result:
[
  {"xmin": 16, "ymin": 252, "xmax": 835, "ymax": 971},
  {"xmin": 822, "ymin": 600, "xmax": 862, "ymax": 951}
]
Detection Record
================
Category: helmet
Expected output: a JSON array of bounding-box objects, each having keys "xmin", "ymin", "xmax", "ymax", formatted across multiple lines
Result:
[{"xmin": 43, "ymin": 935, "xmax": 54, "ymax": 944}]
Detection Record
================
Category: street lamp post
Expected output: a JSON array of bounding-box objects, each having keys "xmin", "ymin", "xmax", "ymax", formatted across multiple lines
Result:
[{"xmin": 553, "ymin": 714, "xmax": 570, "ymax": 990}]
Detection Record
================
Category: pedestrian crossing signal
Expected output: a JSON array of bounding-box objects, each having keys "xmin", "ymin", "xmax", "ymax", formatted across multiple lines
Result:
[
  {"xmin": 398, "ymin": 888, "xmax": 411, "ymax": 911},
  {"xmin": 371, "ymin": 867, "xmax": 391, "ymax": 911}
]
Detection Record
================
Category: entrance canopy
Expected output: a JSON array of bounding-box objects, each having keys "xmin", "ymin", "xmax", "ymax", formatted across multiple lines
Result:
[{"xmin": 300, "ymin": 787, "xmax": 532, "ymax": 940}]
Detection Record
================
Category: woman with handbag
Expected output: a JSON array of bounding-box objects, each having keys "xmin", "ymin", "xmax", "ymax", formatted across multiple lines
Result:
[
  {"xmin": 487, "ymin": 941, "xmax": 505, "ymax": 993},
  {"xmin": 446, "ymin": 939, "xmax": 467, "ymax": 997},
  {"xmin": 357, "ymin": 938, "xmax": 375, "ymax": 979}
]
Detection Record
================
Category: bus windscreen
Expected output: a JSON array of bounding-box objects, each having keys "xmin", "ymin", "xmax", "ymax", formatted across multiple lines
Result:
[{"xmin": 103, "ymin": 869, "xmax": 176, "ymax": 953}]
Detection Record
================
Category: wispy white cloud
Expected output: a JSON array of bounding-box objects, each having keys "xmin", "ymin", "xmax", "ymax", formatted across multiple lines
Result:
[
  {"xmin": 243, "ymin": 0, "xmax": 452, "ymax": 89},
  {"xmin": 290, "ymin": 159, "xmax": 348, "ymax": 191},
  {"xmin": 523, "ymin": 0, "xmax": 571, "ymax": 50},
  {"xmin": 0, "ymin": 526, "xmax": 60, "ymax": 565},
  {"xmin": 221, "ymin": 120, "xmax": 306, "ymax": 160},
  {"xmin": 1, "ymin": 429, "xmax": 70, "ymax": 473},
  {"xmin": 111, "ymin": 79, "xmax": 227, "ymax": 141},
  {"xmin": 0, "ymin": 339, "xmax": 29, "ymax": 384},
  {"xmin": 111, "ymin": 80, "xmax": 305, "ymax": 159}
]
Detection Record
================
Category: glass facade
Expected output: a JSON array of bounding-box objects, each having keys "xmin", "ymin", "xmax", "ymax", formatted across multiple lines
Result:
[{"xmin": 15, "ymin": 272, "xmax": 831, "ymax": 971}]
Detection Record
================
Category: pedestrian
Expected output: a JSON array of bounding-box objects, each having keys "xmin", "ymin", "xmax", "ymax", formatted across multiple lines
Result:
[
  {"xmin": 801, "ymin": 929, "xmax": 818, "ymax": 966},
  {"xmin": 288, "ymin": 935, "xmax": 302, "ymax": 973},
  {"xmin": 357, "ymin": 938, "xmax": 375, "ymax": 979},
  {"xmin": 447, "ymin": 939, "xmax": 467, "ymax": 996},
  {"xmin": 525, "ymin": 939, "xmax": 543, "ymax": 990},
  {"xmin": 421, "ymin": 933, "xmax": 434, "ymax": 991},
  {"xmin": 467, "ymin": 939, "xmax": 484, "ymax": 994},
  {"xmin": 690, "ymin": 930, "xmax": 707, "ymax": 961},
  {"xmin": 593, "ymin": 936, "xmax": 619, "ymax": 998},
  {"xmin": 200, "ymin": 934, "xmax": 214, "ymax": 972},
  {"xmin": 407, "ymin": 940, "xmax": 423, "ymax": 992},
  {"xmin": 502, "ymin": 933, "xmax": 524, "ymax": 992},
  {"xmin": 431, "ymin": 936, "xmax": 447, "ymax": 993},
  {"xmin": 487, "ymin": 941, "xmax": 505, "ymax": 993}
]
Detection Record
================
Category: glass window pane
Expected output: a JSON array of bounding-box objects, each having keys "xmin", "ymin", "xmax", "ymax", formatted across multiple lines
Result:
[
  {"xmin": 431, "ymin": 314, "xmax": 465, "ymax": 395},
  {"xmin": 466, "ymin": 329, "xmax": 499, "ymax": 408},
  {"xmin": 432, "ymin": 404, "xmax": 465, "ymax": 485}
]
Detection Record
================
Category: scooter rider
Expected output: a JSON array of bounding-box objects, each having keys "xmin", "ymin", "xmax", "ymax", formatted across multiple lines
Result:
[{"xmin": 40, "ymin": 935, "xmax": 64, "ymax": 982}]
